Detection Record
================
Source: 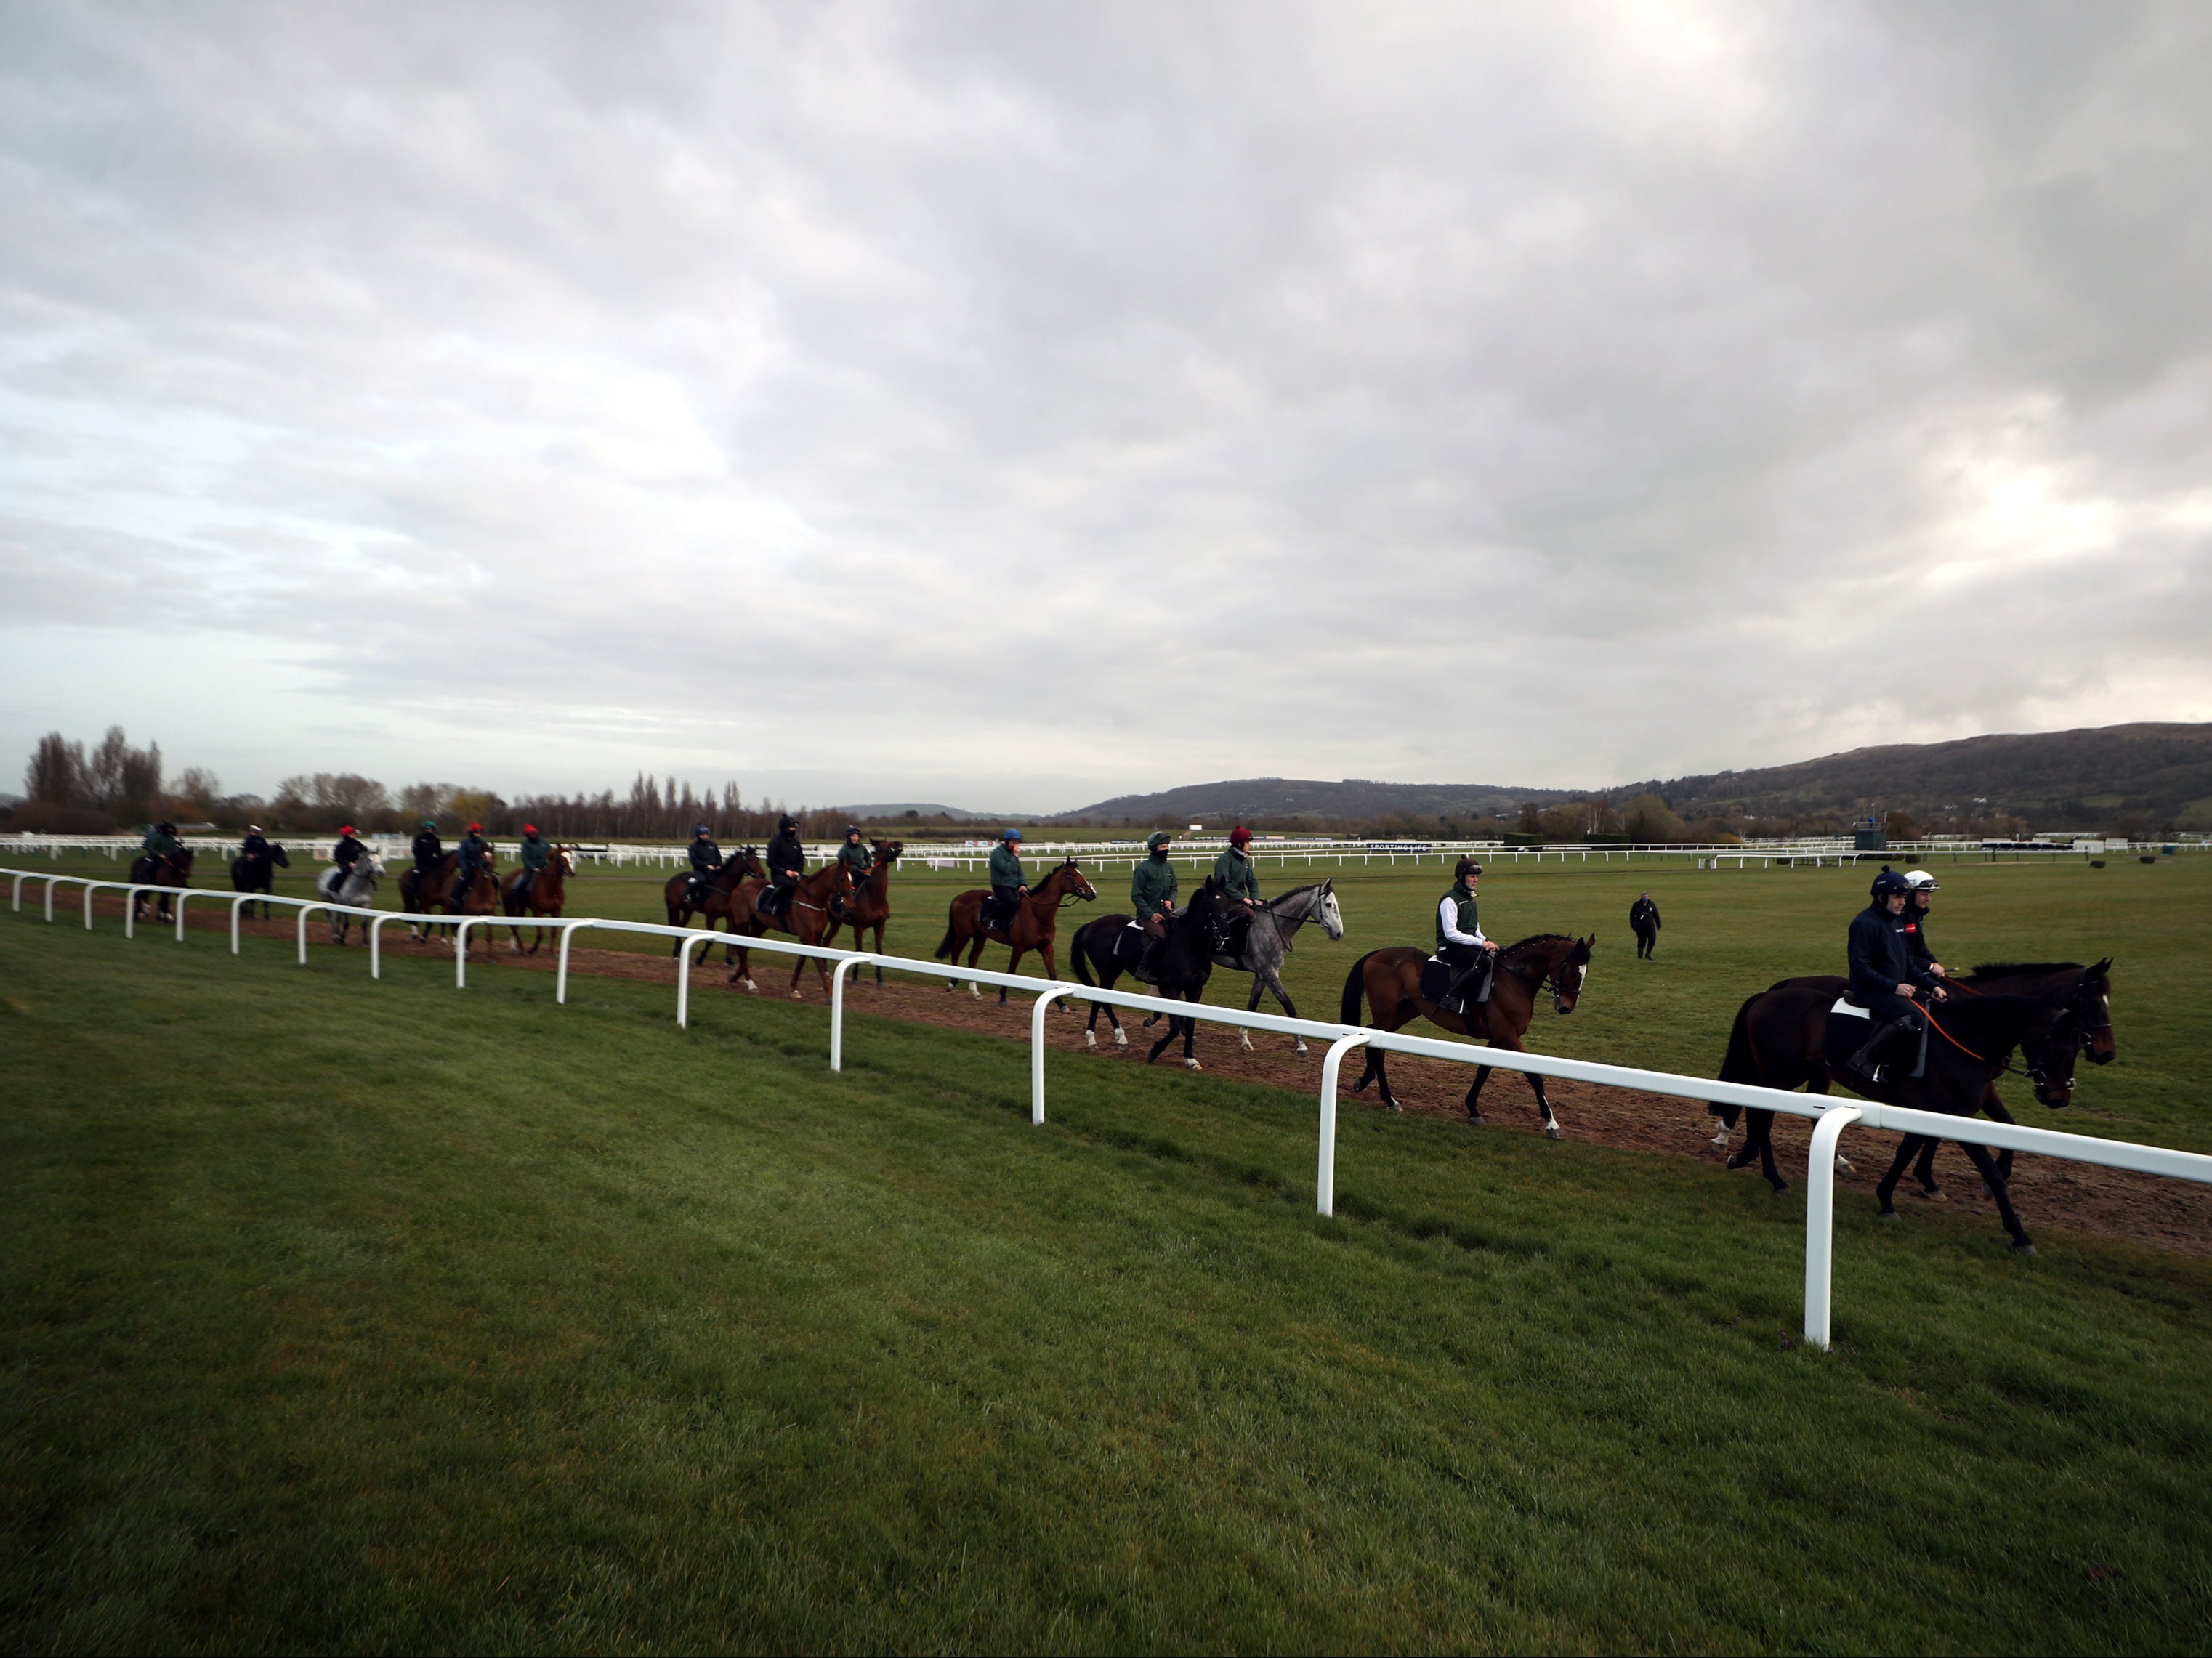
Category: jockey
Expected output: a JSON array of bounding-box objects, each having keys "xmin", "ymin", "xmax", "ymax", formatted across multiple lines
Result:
[
  {"xmin": 238, "ymin": 824, "xmax": 270, "ymax": 862},
  {"xmin": 1434, "ymin": 858, "xmax": 1497, "ymax": 1014},
  {"xmin": 143, "ymin": 820, "xmax": 185, "ymax": 859},
  {"xmin": 1131, "ymin": 831, "xmax": 1179, "ymax": 940},
  {"xmin": 330, "ymin": 824, "xmax": 367, "ymax": 888},
  {"xmin": 834, "ymin": 826, "xmax": 873, "ymax": 918},
  {"xmin": 411, "ymin": 818, "xmax": 445, "ymax": 873},
  {"xmin": 1844, "ymin": 870, "xmax": 1943, "ymax": 1083},
  {"xmin": 452, "ymin": 822, "xmax": 491, "ymax": 904},
  {"xmin": 764, "ymin": 814, "xmax": 804, "ymax": 918},
  {"xmin": 1213, "ymin": 826, "xmax": 1262, "ymax": 905},
  {"xmin": 987, "ymin": 829, "xmax": 1028, "ymax": 930},
  {"xmin": 517, "ymin": 824, "xmax": 549, "ymax": 897},
  {"xmin": 1901, "ymin": 870, "xmax": 1944, "ymax": 982},
  {"xmin": 686, "ymin": 822, "xmax": 723, "ymax": 905}
]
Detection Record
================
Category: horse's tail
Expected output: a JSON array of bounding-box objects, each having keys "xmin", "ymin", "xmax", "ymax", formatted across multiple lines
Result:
[
  {"xmin": 1073, "ymin": 924, "xmax": 1098, "ymax": 987},
  {"xmin": 933, "ymin": 910, "xmax": 960, "ymax": 961},
  {"xmin": 1340, "ymin": 951, "xmax": 1378, "ymax": 1025},
  {"xmin": 1711, "ymin": 992, "xmax": 1765, "ymax": 1123}
]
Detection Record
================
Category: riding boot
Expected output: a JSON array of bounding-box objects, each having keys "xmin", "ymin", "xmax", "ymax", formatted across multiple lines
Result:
[{"xmin": 1846, "ymin": 1018, "xmax": 1913, "ymax": 1085}]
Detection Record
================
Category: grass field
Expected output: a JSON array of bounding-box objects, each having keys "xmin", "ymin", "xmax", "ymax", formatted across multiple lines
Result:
[{"xmin": 3, "ymin": 852, "xmax": 2211, "ymax": 1651}]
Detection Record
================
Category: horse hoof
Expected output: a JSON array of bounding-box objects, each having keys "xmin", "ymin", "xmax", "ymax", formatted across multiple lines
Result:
[
  {"xmin": 1084, "ymin": 1031, "xmax": 1097, "ymax": 1049},
  {"xmin": 1835, "ymin": 1157, "xmax": 1857, "ymax": 1176},
  {"xmin": 2013, "ymin": 1242, "xmax": 2038, "ymax": 1258},
  {"xmin": 1184, "ymin": 1059, "xmax": 1201, "ymax": 1072},
  {"xmin": 1113, "ymin": 1031, "xmax": 1126, "ymax": 1048},
  {"xmin": 744, "ymin": 979, "xmax": 758, "ymax": 993},
  {"xmin": 1543, "ymin": 1122, "xmax": 1563, "ymax": 1141},
  {"xmin": 1878, "ymin": 1209, "xmax": 1900, "ymax": 1223},
  {"xmin": 1769, "ymin": 1184, "xmax": 1791, "ymax": 1197},
  {"xmin": 1980, "ymin": 1183, "xmax": 1995, "ymax": 1200},
  {"xmin": 1913, "ymin": 1186, "xmax": 1947, "ymax": 1202},
  {"xmin": 1466, "ymin": 1112, "xmax": 1483, "ymax": 1126},
  {"xmin": 1295, "ymin": 1041, "xmax": 1309, "ymax": 1058},
  {"xmin": 1709, "ymin": 1129, "xmax": 1730, "ymax": 1148},
  {"xmin": 790, "ymin": 991, "xmax": 803, "ymax": 1001}
]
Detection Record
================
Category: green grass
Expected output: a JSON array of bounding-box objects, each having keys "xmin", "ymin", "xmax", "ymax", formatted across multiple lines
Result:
[{"xmin": 3, "ymin": 909, "xmax": 2211, "ymax": 1651}]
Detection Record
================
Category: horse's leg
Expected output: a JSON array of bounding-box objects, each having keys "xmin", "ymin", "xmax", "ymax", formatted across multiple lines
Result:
[
  {"xmin": 1485, "ymin": 1034, "xmax": 1559, "ymax": 1138},
  {"xmin": 1264, "ymin": 968, "xmax": 1307, "ymax": 1057},
  {"xmin": 1912, "ymin": 1137, "xmax": 1945, "ymax": 1200},
  {"xmin": 1875, "ymin": 1134, "xmax": 1928, "ymax": 1221},
  {"xmin": 1182, "ymin": 1002, "xmax": 1200, "ymax": 1071},
  {"xmin": 1958, "ymin": 1140, "xmax": 2035, "ymax": 1255},
  {"xmin": 999, "ymin": 944, "xmax": 1026, "ymax": 1005},
  {"xmin": 1466, "ymin": 1064, "xmax": 1491, "ymax": 1124},
  {"xmin": 1982, "ymin": 1092, "xmax": 2017, "ymax": 1195}
]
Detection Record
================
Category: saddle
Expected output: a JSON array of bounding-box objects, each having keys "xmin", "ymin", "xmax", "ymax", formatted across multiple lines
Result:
[
  {"xmin": 1115, "ymin": 921, "xmax": 1147, "ymax": 972},
  {"xmin": 1423, "ymin": 953, "xmax": 1494, "ymax": 1015},
  {"xmin": 1824, "ymin": 996, "xmax": 1926, "ymax": 1082}
]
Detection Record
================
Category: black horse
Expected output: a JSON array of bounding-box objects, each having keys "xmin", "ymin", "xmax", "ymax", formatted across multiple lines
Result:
[
  {"xmin": 1090, "ymin": 876, "xmax": 1231, "ymax": 1070},
  {"xmin": 1717, "ymin": 960, "xmax": 2115, "ymax": 1197},
  {"xmin": 1713, "ymin": 970, "xmax": 2105, "ymax": 1253},
  {"xmin": 128, "ymin": 849, "xmax": 193, "ymax": 923},
  {"xmin": 230, "ymin": 842, "xmax": 290, "ymax": 919}
]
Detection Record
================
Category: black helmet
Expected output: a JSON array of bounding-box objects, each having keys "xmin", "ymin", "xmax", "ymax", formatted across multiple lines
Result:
[
  {"xmin": 778, "ymin": 813, "xmax": 799, "ymax": 833},
  {"xmin": 1870, "ymin": 870, "xmax": 1910, "ymax": 899},
  {"xmin": 1147, "ymin": 831, "xmax": 1171, "ymax": 852},
  {"xmin": 1454, "ymin": 857, "xmax": 1482, "ymax": 881},
  {"xmin": 695, "ymin": 823, "xmax": 711, "ymax": 836},
  {"xmin": 846, "ymin": 825, "xmax": 861, "ymax": 838}
]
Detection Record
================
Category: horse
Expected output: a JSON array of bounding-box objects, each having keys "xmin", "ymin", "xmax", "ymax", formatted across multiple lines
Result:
[
  {"xmin": 127, "ymin": 849, "xmax": 193, "ymax": 924},
  {"xmin": 230, "ymin": 842, "xmax": 289, "ymax": 918},
  {"xmin": 1710, "ymin": 971, "xmax": 2104, "ymax": 1254},
  {"xmin": 661, "ymin": 847, "xmax": 768, "ymax": 959},
  {"xmin": 723, "ymin": 861, "xmax": 852, "ymax": 999},
  {"xmin": 315, "ymin": 850, "xmax": 387, "ymax": 945},
  {"xmin": 1338, "ymin": 934, "xmax": 1597, "ymax": 1135},
  {"xmin": 1134, "ymin": 877, "xmax": 1235, "ymax": 1069},
  {"xmin": 1711, "ymin": 960, "xmax": 2116, "ymax": 1198},
  {"xmin": 401, "ymin": 854, "xmax": 454, "ymax": 942},
  {"xmin": 501, "ymin": 846, "xmax": 579, "ymax": 953},
  {"xmin": 425, "ymin": 858, "xmax": 504, "ymax": 953},
  {"xmin": 821, "ymin": 839, "xmax": 903, "ymax": 984},
  {"xmin": 1070, "ymin": 880, "xmax": 1344, "ymax": 1056},
  {"xmin": 934, "ymin": 858, "xmax": 1098, "ymax": 1001}
]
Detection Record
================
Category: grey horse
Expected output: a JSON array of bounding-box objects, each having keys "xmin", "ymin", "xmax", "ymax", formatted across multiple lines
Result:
[
  {"xmin": 317, "ymin": 850, "xmax": 386, "ymax": 945},
  {"xmin": 1074, "ymin": 881, "xmax": 1344, "ymax": 1057}
]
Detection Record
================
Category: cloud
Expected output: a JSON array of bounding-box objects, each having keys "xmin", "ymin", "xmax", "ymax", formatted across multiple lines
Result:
[{"xmin": 1, "ymin": 1, "xmax": 2208, "ymax": 809}]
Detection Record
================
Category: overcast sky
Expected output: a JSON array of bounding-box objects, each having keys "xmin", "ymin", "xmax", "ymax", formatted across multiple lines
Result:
[{"xmin": 4, "ymin": 3, "xmax": 2209, "ymax": 812}]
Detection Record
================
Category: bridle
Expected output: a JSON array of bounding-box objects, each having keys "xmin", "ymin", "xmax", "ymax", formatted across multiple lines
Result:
[{"xmin": 1497, "ymin": 942, "xmax": 1589, "ymax": 1011}]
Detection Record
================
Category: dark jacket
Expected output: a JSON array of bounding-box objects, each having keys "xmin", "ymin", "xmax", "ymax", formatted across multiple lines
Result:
[
  {"xmin": 144, "ymin": 827, "xmax": 185, "ymax": 857},
  {"xmin": 332, "ymin": 835, "xmax": 366, "ymax": 871},
  {"xmin": 767, "ymin": 829, "xmax": 804, "ymax": 881},
  {"xmin": 1902, "ymin": 902, "xmax": 1934, "ymax": 972},
  {"xmin": 1629, "ymin": 897, "xmax": 1660, "ymax": 933},
  {"xmin": 456, "ymin": 833, "xmax": 489, "ymax": 870},
  {"xmin": 988, "ymin": 844, "xmax": 1025, "ymax": 891},
  {"xmin": 1131, "ymin": 852, "xmax": 1179, "ymax": 917},
  {"xmin": 1847, "ymin": 905, "xmax": 1926, "ymax": 1003},
  {"xmin": 689, "ymin": 838, "xmax": 723, "ymax": 875},
  {"xmin": 1213, "ymin": 848, "xmax": 1260, "ymax": 902},
  {"xmin": 837, "ymin": 840, "xmax": 874, "ymax": 875},
  {"xmin": 412, "ymin": 830, "xmax": 444, "ymax": 870},
  {"xmin": 520, "ymin": 836, "xmax": 549, "ymax": 872},
  {"xmin": 240, "ymin": 833, "xmax": 270, "ymax": 860},
  {"xmin": 1435, "ymin": 885, "xmax": 1480, "ymax": 953}
]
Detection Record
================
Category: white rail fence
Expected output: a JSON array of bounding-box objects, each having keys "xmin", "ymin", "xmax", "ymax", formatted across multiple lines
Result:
[{"xmin": 12, "ymin": 865, "xmax": 2210, "ymax": 1353}]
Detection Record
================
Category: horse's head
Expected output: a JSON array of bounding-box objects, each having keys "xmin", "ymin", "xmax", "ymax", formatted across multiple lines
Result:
[
  {"xmin": 1057, "ymin": 858, "xmax": 1097, "ymax": 903},
  {"xmin": 2075, "ymin": 958, "xmax": 2115, "ymax": 1065},
  {"xmin": 365, "ymin": 850, "xmax": 387, "ymax": 877},
  {"xmin": 876, "ymin": 838, "xmax": 903, "ymax": 865},
  {"xmin": 2020, "ymin": 999, "xmax": 2083, "ymax": 1108},
  {"xmin": 558, "ymin": 846, "xmax": 578, "ymax": 875},
  {"xmin": 270, "ymin": 843, "xmax": 291, "ymax": 867},
  {"xmin": 1548, "ymin": 934, "xmax": 1594, "ymax": 1014},
  {"xmin": 737, "ymin": 846, "xmax": 767, "ymax": 879},
  {"xmin": 1315, "ymin": 878, "xmax": 1344, "ymax": 941}
]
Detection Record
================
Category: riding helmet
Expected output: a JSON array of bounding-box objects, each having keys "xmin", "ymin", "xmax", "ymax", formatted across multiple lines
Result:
[
  {"xmin": 468, "ymin": 822, "xmax": 483, "ymax": 833},
  {"xmin": 1870, "ymin": 870, "xmax": 1910, "ymax": 899},
  {"xmin": 523, "ymin": 824, "xmax": 538, "ymax": 836},
  {"xmin": 1230, "ymin": 825, "xmax": 1253, "ymax": 846},
  {"xmin": 247, "ymin": 824, "xmax": 262, "ymax": 835},
  {"xmin": 1003, "ymin": 828, "xmax": 1022, "ymax": 842},
  {"xmin": 339, "ymin": 824, "xmax": 355, "ymax": 837},
  {"xmin": 1902, "ymin": 869, "xmax": 1939, "ymax": 890},
  {"xmin": 1147, "ymin": 831, "xmax": 1171, "ymax": 852},
  {"xmin": 695, "ymin": 822, "xmax": 711, "ymax": 836},
  {"xmin": 1454, "ymin": 857, "xmax": 1482, "ymax": 881},
  {"xmin": 779, "ymin": 814, "xmax": 799, "ymax": 833},
  {"xmin": 420, "ymin": 818, "xmax": 437, "ymax": 830}
]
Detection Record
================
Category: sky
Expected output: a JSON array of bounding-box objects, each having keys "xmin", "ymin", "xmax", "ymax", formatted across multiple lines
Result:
[{"xmin": 3, "ymin": 2, "xmax": 2210, "ymax": 813}]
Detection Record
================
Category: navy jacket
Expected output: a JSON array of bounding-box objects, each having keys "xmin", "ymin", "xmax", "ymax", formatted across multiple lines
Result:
[
  {"xmin": 1902, "ymin": 907, "xmax": 1934, "ymax": 973},
  {"xmin": 1847, "ymin": 905, "xmax": 1927, "ymax": 1003},
  {"xmin": 689, "ymin": 838, "xmax": 722, "ymax": 875},
  {"xmin": 767, "ymin": 829, "xmax": 804, "ymax": 881},
  {"xmin": 456, "ymin": 833, "xmax": 489, "ymax": 870},
  {"xmin": 241, "ymin": 833, "xmax": 270, "ymax": 860}
]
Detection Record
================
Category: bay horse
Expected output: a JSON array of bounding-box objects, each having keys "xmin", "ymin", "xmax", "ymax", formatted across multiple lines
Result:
[
  {"xmin": 821, "ymin": 839, "xmax": 903, "ymax": 984},
  {"xmin": 1338, "ymin": 934, "xmax": 1596, "ymax": 1135},
  {"xmin": 501, "ymin": 846, "xmax": 579, "ymax": 953},
  {"xmin": 933, "ymin": 858, "xmax": 1098, "ymax": 1001},
  {"xmin": 1712, "ymin": 960, "xmax": 2116, "ymax": 1197},
  {"xmin": 401, "ymin": 854, "xmax": 454, "ymax": 942},
  {"xmin": 661, "ymin": 848, "xmax": 767, "ymax": 960},
  {"xmin": 427, "ymin": 860, "xmax": 503, "ymax": 954},
  {"xmin": 723, "ymin": 860, "xmax": 851, "ymax": 999},
  {"xmin": 1711, "ymin": 971, "xmax": 2104, "ymax": 1253},
  {"xmin": 128, "ymin": 849, "xmax": 193, "ymax": 924},
  {"xmin": 230, "ymin": 842, "xmax": 288, "ymax": 918}
]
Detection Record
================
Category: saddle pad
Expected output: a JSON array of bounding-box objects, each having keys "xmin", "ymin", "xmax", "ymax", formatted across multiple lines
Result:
[
  {"xmin": 1420, "ymin": 956, "xmax": 1451, "ymax": 1004},
  {"xmin": 1823, "ymin": 998, "xmax": 1872, "ymax": 1074}
]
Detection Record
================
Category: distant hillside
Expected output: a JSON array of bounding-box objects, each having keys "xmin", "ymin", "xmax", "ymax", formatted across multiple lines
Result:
[
  {"xmin": 839, "ymin": 802, "xmax": 1004, "ymax": 823},
  {"xmin": 1048, "ymin": 777, "xmax": 1580, "ymax": 828},
  {"xmin": 1618, "ymin": 722, "xmax": 2212, "ymax": 830}
]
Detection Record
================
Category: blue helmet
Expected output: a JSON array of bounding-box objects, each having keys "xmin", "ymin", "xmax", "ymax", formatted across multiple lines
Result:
[
  {"xmin": 1002, "ymin": 828, "xmax": 1022, "ymax": 842},
  {"xmin": 1870, "ymin": 870, "xmax": 1910, "ymax": 899},
  {"xmin": 695, "ymin": 822, "xmax": 711, "ymax": 836}
]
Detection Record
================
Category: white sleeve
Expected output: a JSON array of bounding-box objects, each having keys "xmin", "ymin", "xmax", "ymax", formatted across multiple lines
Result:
[{"xmin": 1439, "ymin": 895, "xmax": 1485, "ymax": 947}]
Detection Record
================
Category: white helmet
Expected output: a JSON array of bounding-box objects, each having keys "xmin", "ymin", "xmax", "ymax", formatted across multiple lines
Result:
[{"xmin": 1902, "ymin": 869, "xmax": 1939, "ymax": 891}]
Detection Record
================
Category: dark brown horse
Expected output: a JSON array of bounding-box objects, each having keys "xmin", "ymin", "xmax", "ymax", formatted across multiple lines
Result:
[
  {"xmin": 230, "ymin": 841, "xmax": 288, "ymax": 919},
  {"xmin": 401, "ymin": 854, "xmax": 453, "ymax": 942},
  {"xmin": 1710, "ymin": 971, "xmax": 2104, "ymax": 1253},
  {"xmin": 661, "ymin": 847, "xmax": 767, "ymax": 959},
  {"xmin": 128, "ymin": 849, "xmax": 193, "ymax": 923},
  {"xmin": 501, "ymin": 846, "xmax": 579, "ymax": 953},
  {"xmin": 934, "ymin": 858, "xmax": 1098, "ymax": 1001},
  {"xmin": 427, "ymin": 860, "xmax": 504, "ymax": 955},
  {"xmin": 724, "ymin": 861, "xmax": 852, "ymax": 998},
  {"xmin": 821, "ymin": 839, "xmax": 903, "ymax": 984},
  {"xmin": 1338, "ymin": 934, "xmax": 1595, "ymax": 1134}
]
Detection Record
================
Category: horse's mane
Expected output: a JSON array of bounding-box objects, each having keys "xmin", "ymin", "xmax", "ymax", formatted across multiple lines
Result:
[
  {"xmin": 1969, "ymin": 961, "xmax": 2083, "ymax": 979},
  {"xmin": 1501, "ymin": 932, "xmax": 1573, "ymax": 953}
]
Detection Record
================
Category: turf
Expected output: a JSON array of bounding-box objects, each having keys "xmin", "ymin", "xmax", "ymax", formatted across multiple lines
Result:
[{"xmin": 3, "ymin": 908, "xmax": 2210, "ymax": 1651}]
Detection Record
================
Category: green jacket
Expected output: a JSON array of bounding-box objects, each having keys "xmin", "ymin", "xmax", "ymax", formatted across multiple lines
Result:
[
  {"xmin": 1435, "ymin": 885, "xmax": 1481, "ymax": 952},
  {"xmin": 143, "ymin": 828, "xmax": 185, "ymax": 857},
  {"xmin": 520, "ymin": 837, "xmax": 550, "ymax": 871},
  {"xmin": 988, "ymin": 844, "xmax": 1025, "ymax": 890},
  {"xmin": 1131, "ymin": 853, "xmax": 1179, "ymax": 918},
  {"xmin": 837, "ymin": 840, "xmax": 874, "ymax": 875},
  {"xmin": 1213, "ymin": 847, "xmax": 1260, "ymax": 902}
]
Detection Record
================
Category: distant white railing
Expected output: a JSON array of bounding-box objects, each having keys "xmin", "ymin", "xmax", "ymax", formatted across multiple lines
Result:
[{"xmin": 13, "ymin": 865, "xmax": 2210, "ymax": 1355}]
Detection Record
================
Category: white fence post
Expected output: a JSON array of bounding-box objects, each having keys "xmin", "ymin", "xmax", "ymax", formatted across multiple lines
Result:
[
  {"xmin": 677, "ymin": 933, "xmax": 711, "ymax": 1027},
  {"xmin": 1030, "ymin": 986, "xmax": 1075, "ymax": 1123},
  {"xmin": 456, "ymin": 921, "xmax": 474, "ymax": 988},
  {"xmin": 1804, "ymin": 1104, "xmax": 1862, "ymax": 1351},
  {"xmin": 297, "ymin": 906, "xmax": 318, "ymax": 965},
  {"xmin": 1316, "ymin": 1033, "xmax": 1371, "ymax": 1216},
  {"xmin": 830, "ymin": 955, "xmax": 874, "ymax": 1072},
  {"xmin": 556, "ymin": 923, "xmax": 577, "ymax": 1004},
  {"xmin": 173, "ymin": 889, "xmax": 198, "ymax": 942},
  {"xmin": 371, "ymin": 914, "xmax": 397, "ymax": 980},
  {"xmin": 230, "ymin": 895, "xmax": 247, "ymax": 954},
  {"xmin": 45, "ymin": 876, "xmax": 57, "ymax": 922}
]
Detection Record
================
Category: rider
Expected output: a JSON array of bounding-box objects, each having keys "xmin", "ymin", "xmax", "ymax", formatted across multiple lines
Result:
[
  {"xmin": 517, "ymin": 824, "xmax": 549, "ymax": 898},
  {"xmin": 452, "ymin": 822, "xmax": 492, "ymax": 905},
  {"xmin": 1901, "ymin": 870, "xmax": 1945, "ymax": 982},
  {"xmin": 764, "ymin": 813, "xmax": 805, "ymax": 918},
  {"xmin": 987, "ymin": 828, "xmax": 1028, "ymax": 931},
  {"xmin": 1131, "ymin": 830, "xmax": 1179, "ymax": 939},
  {"xmin": 686, "ymin": 822, "xmax": 724, "ymax": 906},
  {"xmin": 330, "ymin": 824, "xmax": 367, "ymax": 891},
  {"xmin": 239, "ymin": 823, "xmax": 270, "ymax": 863},
  {"xmin": 142, "ymin": 820, "xmax": 185, "ymax": 860},
  {"xmin": 1844, "ymin": 869, "xmax": 1944, "ymax": 1084},
  {"xmin": 1213, "ymin": 825, "xmax": 1262, "ymax": 956},
  {"xmin": 1434, "ymin": 858, "xmax": 1498, "ymax": 1014},
  {"xmin": 834, "ymin": 826, "xmax": 873, "ymax": 919},
  {"xmin": 411, "ymin": 817, "xmax": 444, "ymax": 874}
]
